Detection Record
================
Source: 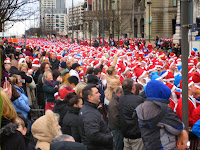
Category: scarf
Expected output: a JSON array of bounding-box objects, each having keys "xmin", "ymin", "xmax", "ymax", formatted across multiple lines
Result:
[{"xmin": 44, "ymin": 79, "xmax": 56, "ymax": 87}]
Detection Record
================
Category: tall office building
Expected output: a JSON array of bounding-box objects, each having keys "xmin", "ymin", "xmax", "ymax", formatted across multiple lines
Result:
[{"xmin": 40, "ymin": 0, "xmax": 67, "ymax": 36}]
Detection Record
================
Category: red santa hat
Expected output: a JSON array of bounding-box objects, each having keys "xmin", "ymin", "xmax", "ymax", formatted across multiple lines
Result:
[
  {"xmin": 192, "ymin": 72, "xmax": 200, "ymax": 89},
  {"xmin": 188, "ymin": 59, "xmax": 194, "ymax": 66},
  {"xmin": 188, "ymin": 80, "xmax": 194, "ymax": 87},
  {"xmin": 196, "ymin": 62, "xmax": 200, "ymax": 68},
  {"xmin": 4, "ymin": 57, "xmax": 11, "ymax": 64},
  {"xmin": 32, "ymin": 58, "xmax": 40, "ymax": 68},
  {"xmin": 188, "ymin": 66, "xmax": 195, "ymax": 73},
  {"xmin": 134, "ymin": 68, "xmax": 147, "ymax": 79},
  {"xmin": 43, "ymin": 56, "xmax": 49, "ymax": 61},
  {"xmin": 148, "ymin": 65, "xmax": 156, "ymax": 73},
  {"xmin": 155, "ymin": 62, "xmax": 163, "ymax": 68},
  {"xmin": 16, "ymin": 46, "xmax": 21, "ymax": 50},
  {"xmin": 165, "ymin": 83, "xmax": 176, "ymax": 92},
  {"xmin": 163, "ymin": 71, "xmax": 175, "ymax": 82}
]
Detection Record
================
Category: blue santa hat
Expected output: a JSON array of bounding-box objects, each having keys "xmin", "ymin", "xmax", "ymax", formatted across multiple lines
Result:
[{"xmin": 145, "ymin": 80, "xmax": 171, "ymax": 101}]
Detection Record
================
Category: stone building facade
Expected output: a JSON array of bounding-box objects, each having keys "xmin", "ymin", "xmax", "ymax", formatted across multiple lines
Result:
[{"xmin": 83, "ymin": 0, "xmax": 179, "ymax": 40}]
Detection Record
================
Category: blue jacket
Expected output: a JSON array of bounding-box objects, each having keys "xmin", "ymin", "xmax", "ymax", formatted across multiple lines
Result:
[
  {"xmin": 192, "ymin": 119, "xmax": 200, "ymax": 137},
  {"xmin": 13, "ymin": 85, "xmax": 30, "ymax": 118}
]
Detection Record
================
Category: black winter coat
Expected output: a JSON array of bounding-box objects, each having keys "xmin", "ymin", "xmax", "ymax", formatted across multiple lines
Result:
[
  {"xmin": 119, "ymin": 92, "xmax": 145, "ymax": 139},
  {"xmin": 50, "ymin": 58, "xmax": 60, "ymax": 71},
  {"xmin": 32, "ymin": 69, "xmax": 40, "ymax": 84},
  {"xmin": 37, "ymin": 73, "xmax": 45, "ymax": 108},
  {"xmin": 50, "ymin": 141, "xmax": 87, "ymax": 150},
  {"xmin": 53, "ymin": 100, "xmax": 68, "ymax": 127},
  {"xmin": 62, "ymin": 107, "xmax": 81, "ymax": 142},
  {"xmin": 10, "ymin": 66, "xmax": 32, "ymax": 93},
  {"xmin": 79, "ymin": 101, "xmax": 113, "ymax": 150}
]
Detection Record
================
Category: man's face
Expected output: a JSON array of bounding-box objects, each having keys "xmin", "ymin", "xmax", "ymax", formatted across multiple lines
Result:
[
  {"xmin": 90, "ymin": 87, "xmax": 101, "ymax": 104},
  {"xmin": 171, "ymin": 64, "xmax": 176, "ymax": 70},
  {"xmin": 189, "ymin": 84, "xmax": 197, "ymax": 94},
  {"xmin": 52, "ymin": 53, "xmax": 57, "ymax": 59}
]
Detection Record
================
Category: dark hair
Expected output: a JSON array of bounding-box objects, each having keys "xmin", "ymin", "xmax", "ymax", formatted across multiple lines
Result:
[
  {"xmin": 135, "ymin": 84, "xmax": 143, "ymax": 95},
  {"xmin": 40, "ymin": 62, "xmax": 49, "ymax": 72},
  {"xmin": 122, "ymin": 78, "xmax": 134, "ymax": 94},
  {"xmin": 52, "ymin": 69, "xmax": 61, "ymax": 81},
  {"xmin": 68, "ymin": 76, "xmax": 79, "ymax": 86},
  {"xmin": 82, "ymin": 84, "xmax": 96, "ymax": 101},
  {"xmin": 94, "ymin": 68, "xmax": 101, "ymax": 75},
  {"xmin": 17, "ymin": 112, "xmax": 28, "ymax": 128},
  {"xmin": 116, "ymin": 87, "xmax": 123, "ymax": 94},
  {"xmin": 87, "ymin": 74, "xmax": 98, "ymax": 85},
  {"xmin": 41, "ymin": 51, "xmax": 46, "ymax": 56},
  {"xmin": 65, "ymin": 93, "xmax": 81, "ymax": 107},
  {"xmin": 87, "ymin": 67, "xmax": 94, "ymax": 75}
]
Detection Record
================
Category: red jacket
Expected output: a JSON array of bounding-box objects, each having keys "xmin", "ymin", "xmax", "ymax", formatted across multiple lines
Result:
[{"xmin": 176, "ymin": 97, "xmax": 197, "ymax": 127}]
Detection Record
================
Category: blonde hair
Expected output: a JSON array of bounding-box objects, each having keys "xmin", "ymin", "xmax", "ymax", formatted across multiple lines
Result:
[
  {"xmin": 75, "ymin": 82, "xmax": 87, "ymax": 96},
  {"xmin": 18, "ymin": 63, "xmax": 28, "ymax": 71},
  {"xmin": 106, "ymin": 66, "xmax": 115, "ymax": 75},
  {"xmin": 42, "ymin": 71, "xmax": 52, "ymax": 84},
  {"xmin": 9, "ymin": 74, "xmax": 21, "ymax": 85},
  {"xmin": 1, "ymin": 90, "xmax": 17, "ymax": 122}
]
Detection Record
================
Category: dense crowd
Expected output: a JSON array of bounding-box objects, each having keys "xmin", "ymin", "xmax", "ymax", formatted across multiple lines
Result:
[{"xmin": 0, "ymin": 37, "xmax": 200, "ymax": 150}]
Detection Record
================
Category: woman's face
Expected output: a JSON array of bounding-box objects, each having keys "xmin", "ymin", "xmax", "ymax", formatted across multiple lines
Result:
[
  {"xmin": 16, "ymin": 78, "xmax": 22, "ymax": 88},
  {"xmin": 26, "ymin": 57, "xmax": 30, "ymax": 63},
  {"xmin": 44, "ymin": 64, "xmax": 50, "ymax": 72},
  {"xmin": 21, "ymin": 66, "xmax": 27, "ymax": 73},
  {"xmin": 74, "ymin": 99, "xmax": 83, "ymax": 108},
  {"xmin": 56, "ymin": 121, "xmax": 61, "ymax": 131},
  {"xmin": 46, "ymin": 73, "xmax": 53, "ymax": 81}
]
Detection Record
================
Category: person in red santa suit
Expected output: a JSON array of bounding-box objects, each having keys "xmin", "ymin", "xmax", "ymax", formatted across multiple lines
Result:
[{"xmin": 176, "ymin": 80, "xmax": 197, "ymax": 127}]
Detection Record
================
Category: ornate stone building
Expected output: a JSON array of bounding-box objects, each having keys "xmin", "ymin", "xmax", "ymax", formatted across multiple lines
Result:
[{"xmin": 82, "ymin": 0, "xmax": 185, "ymax": 39}]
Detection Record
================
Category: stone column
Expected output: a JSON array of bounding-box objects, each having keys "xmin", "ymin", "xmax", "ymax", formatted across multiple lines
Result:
[
  {"xmin": 173, "ymin": 0, "xmax": 181, "ymax": 44},
  {"xmin": 137, "ymin": 16, "xmax": 141, "ymax": 38}
]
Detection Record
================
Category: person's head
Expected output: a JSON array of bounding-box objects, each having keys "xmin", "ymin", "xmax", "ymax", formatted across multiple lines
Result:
[
  {"xmin": 170, "ymin": 62, "xmax": 176, "ymax": 71},
  {"xmin": 85, "ymin": 67, "xmax": 94, "ymax": 75},
  {"xmin": 10, "ymin": 74, "xmax": 23, "ymax": 88},
  {"xmin": 25, "ymin": 56, "xmax": 30, "ymax": 63},
  {"xmin": 59, "ymin": 62, "xmax": 67, "ymax": 72},
  {"xmin": 19, "ymin": 63, "xmax": 28, "ymax": 73},
  {"xmin": 11, "ymin": 59, "xmax": 18, "ymax": 68},
  {"xmin": 51, "ymin": 135, "xmax": 75, "ymax": 146},
  {"xmin": 75, "ymin": 82, "xmax": 87, "ymax": 97},
  {"xmin": 87, "ymin": 74, "xmax": 99, "ymax": 85},
  {"xmin": 16, "ymin": 117, "xmax": 27, "ymax": 135},
  {"xmin": 0, "ymin": 40, "xmax": 4, "ymax": 46},
  {"xmin": 43, "ymin": 71, "xmax": 53, "ymax": 82},
  {"xmin": 71, "ymin": 63, "xmax": 80, "ymax": 72},
  {"xmin": 122, "ymin": 78, "xmax": 135, "ymax": 94},
  {"xmin": 66, "ymin": 60, "xmax": 73, "ymax": 70},
  {"xmin": 31, "ymin": 110, "xmax": 62, "ymax": 143},
  {"xmin": 82, "ymin": 84, "xmax": 101, "ymax": 104},
  {"xmin": 52, "ymin": 52, "xmax": 57, "ymax": 60},
  {"xmin": 1, "ymin": 90, "xmax": 17, "ymax": 123},
  {"xmin": 65, "ymin": 93, "xmax": 83, "ymax": 108},
  {"xmin": 135, "ymin": 84, "xmax": 143, "ymax": 95},
  {"xmin": 115, "ymin": 87, "xmax": 123, "ymax": 98},
  {"xmin": 40, "ymin": 62, "xmax": 50, "ymax": 73},
  {"xmin": 19, "ymin": 54, "xmax": 24, "ymax": 59},
  {"xmin": 188, "ymin": 82, "xmax": 197, "ymax": 95},
  {"xmin": 94, "ymin": 68, "xmax": 102, "ymax": 78},
  {"xmin": 106, "ymin": 66, "xmax": 117, "ymax": 76},
  {"xmin": 68, "ymin": 76, "xmax": 79, "ymax": 88},
  {"xmin": 53, "ymin": 70, "xmax": 61, "ymax": 81}
]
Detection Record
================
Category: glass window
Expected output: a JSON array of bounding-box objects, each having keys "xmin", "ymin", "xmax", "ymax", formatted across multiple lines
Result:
[
  {"xmin": 56, "ymin": 28, "xmax": 59, "ymax": 31},
  {"xmin": 56, "ymin": 15, "xmax": 59, "ymax": 18},
  {"xmin": 56, "ymin": 24, "xmax": 59, "ymax": 27},
  {"xmin": 173, "ymin": 0, "xmax": 177, "ymax": 7},
  {"xmin": 56, "ymin": 19, "xmax": 59, "ymax": 23}
]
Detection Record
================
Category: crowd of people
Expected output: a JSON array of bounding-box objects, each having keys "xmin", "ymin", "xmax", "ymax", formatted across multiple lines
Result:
[{"xmin": 0, "ymin": 37, "xmax": 200, "ymax": 150}]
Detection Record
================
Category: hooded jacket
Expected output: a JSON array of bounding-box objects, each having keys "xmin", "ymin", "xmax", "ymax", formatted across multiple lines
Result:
[
  {"xmin": 31, "ymin": 110, "xmax": 62, "ymax": 150},
  {"xmin": 136, "ymin": 80, "xmax": 184, "ymax": 150}
]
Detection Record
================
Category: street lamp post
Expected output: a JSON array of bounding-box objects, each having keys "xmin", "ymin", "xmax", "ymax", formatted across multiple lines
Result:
[
  {"xmin": 72, "ymin": 0, "xmax": 74, "ymax": 43},
  {"xmin": 147, "ymin": 1, "xmax": 152, "ymax": 42},
  {"xmin": 102, "ymin": 0, "xmax": 105, "ymax": 47}
]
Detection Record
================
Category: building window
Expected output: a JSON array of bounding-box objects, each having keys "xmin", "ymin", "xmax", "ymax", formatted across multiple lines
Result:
[
  {"xmin": 56, "ymin": 15, "xmax": 59, "ymax": 18},
  {"xmin": 173, "ymin": 0, "xmax": 177, "ymax": 7},
  {"xmin": 56, "ymin": 24, "xmax": 59, "ymax": 27},
  {"xmin": 56, "ymin": 19, "xmax": 59, "ymax": 23}
]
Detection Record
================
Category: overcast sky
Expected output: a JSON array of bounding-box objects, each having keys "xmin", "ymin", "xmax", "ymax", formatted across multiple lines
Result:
[{"xmin": 7, "ymin": 0, "xmax": 84, "ymax": 36}]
